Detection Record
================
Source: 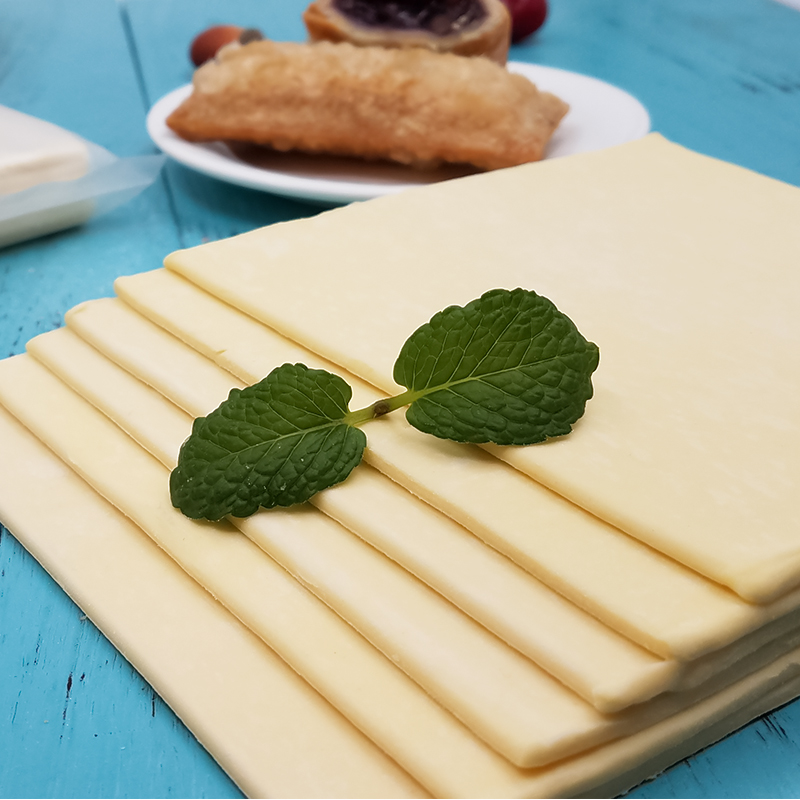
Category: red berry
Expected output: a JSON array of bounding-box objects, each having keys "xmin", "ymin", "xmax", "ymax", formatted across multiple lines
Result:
[
  {"xmin": 190, "ymin": 25, "xmax": 245, "ymax": 67},
  {"xmin": 502, "ymin": 0, "xmax": 548, "ymax": 43}
]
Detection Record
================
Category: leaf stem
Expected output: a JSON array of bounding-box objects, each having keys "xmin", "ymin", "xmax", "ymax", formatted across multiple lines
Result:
[{"xmin": 344, "ymin": 389, "xmax": 421, "ymax": 427}]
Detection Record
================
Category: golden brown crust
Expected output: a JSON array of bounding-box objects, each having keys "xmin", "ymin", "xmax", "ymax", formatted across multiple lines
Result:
[
  {"xmin": 166, "ymin": 39, "xmax": 568, "ymax": 171},
  {"xmin": 303, "ymin": 0, "xmax": 511, "ymax": 64}
]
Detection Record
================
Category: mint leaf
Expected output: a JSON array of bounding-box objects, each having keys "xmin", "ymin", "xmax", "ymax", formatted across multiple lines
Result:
[
  {"xmin": 170, "ymin": 363, "xmax": 367, "ymax": 520},
  {"xmin": 393, "ymin": 288, "xmax": 599, "ymax": 445},
  {"xmin": 170, "ymin": 289, "xmax": 600, "ymax": 520}
]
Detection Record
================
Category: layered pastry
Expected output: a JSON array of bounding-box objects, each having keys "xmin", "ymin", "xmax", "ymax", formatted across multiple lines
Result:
[
  {"xmin": 166, "ymin": 38, "xmax": 568, "ymax": 170},
  {"xmin": 303, "ymin": 0, "xmax": 513, "ymax": 64}
]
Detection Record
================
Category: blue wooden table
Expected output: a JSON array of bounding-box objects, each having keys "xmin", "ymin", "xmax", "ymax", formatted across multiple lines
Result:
[{"xmin": 1, "ymin": 0, "xmax": 799, "ymax": 796}]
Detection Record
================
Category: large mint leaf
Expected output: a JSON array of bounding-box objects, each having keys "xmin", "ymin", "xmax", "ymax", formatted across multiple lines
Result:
[
  {"xmin": 170, "ymin": 363, "xmax": 366, "ymax": 520},
  {"xmin": 393, "ymin": 288, "xmax": 599, "ymax": 445}
]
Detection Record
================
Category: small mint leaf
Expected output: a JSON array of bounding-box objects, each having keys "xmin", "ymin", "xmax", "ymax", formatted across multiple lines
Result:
[
  {"xmin": 170, "ymin": 363, "xmax": 366, "ymax": 520},
  {"xmin": 393, "ymin": 288, "xmax": 599, "ymax": 445}
]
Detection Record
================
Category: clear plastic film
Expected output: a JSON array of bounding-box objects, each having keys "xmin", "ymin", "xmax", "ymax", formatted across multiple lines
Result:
[{"xmin": 0, "ymin": 131, "xmax": 165, "ymax": 249}]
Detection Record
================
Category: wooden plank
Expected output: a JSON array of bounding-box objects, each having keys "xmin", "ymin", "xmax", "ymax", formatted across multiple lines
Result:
[{"xmin": 515, "ymin": 0, "xmax": 800, "ymax": 187}]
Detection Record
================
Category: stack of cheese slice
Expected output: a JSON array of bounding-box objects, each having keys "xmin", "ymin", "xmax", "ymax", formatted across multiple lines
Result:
[{"xmin": 1, "ymin": 133, "xmax": 799, "ymax": 797}]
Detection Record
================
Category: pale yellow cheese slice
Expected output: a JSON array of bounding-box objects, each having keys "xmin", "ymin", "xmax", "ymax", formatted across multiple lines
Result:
[
  {"xmin": 10, "ymin": 341, "xmax": 800, "ymax": 798},
  {"xmin": 0, "ymin": 405, "xmax": 425, "ymax": 799},
  {"xmin": 0, "ymin": 354, "xmax": 558, "ymax": 791},
  {"xmin": 8, "ymin": 381, "xmax": 800, "ymax": 800},
  {"xmin": 9, "ymin": 398, "xmax": 800, "ymax": 800},
  {"xmin": 313, "ymin": 466, "xmax": 674, "ymax": 712},
  {"xmin": 162, "ymin": 134, "xmax": 800, "ymax": 603},
  {"xmin": 49, "ymin": 304, "xmax": 800, "ymax": 706},
  {"xmin": 6, "ymin": 350, "xmax": 660, "ymax": 769},
  {"xmin": 110, "ymin": 271, "xmax": 800, "ymax": 661},
  {"xmin": 60, "ymin": 294, "xmax": 676, "ymax": 710},
  {"xmin": 6, "ymin": 346, "xmax": 666, "ymax": 768},
  {"xmin": 22, "ymin": 315, "xmax": 800, "ymax": 757},
  {"xmin": 29, "ymin": 330, "xmax": 674, "ymax": 713},
  {"xmin": 34, "ymin": 319, "xmax": 800, "ymax": 718}
]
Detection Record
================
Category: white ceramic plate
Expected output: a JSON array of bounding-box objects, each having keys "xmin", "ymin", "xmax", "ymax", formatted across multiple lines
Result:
[{"xmin": 146, "ymin": 62, "xmax": 650, "ymax": 205}]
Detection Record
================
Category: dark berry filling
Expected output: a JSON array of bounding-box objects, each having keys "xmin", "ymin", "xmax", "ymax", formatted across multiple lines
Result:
[{"xmin": 333, "ymin": 0, "xmax": 487, "ymax": 35}]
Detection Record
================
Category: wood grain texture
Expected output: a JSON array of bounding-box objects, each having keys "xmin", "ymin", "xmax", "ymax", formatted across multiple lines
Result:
[
  {"xmin": 1, "ymin": 0, "xmax": 800, "ymax": 796},
  {"xmin": 515, "ymin": 0, "xmax": 800, "ymax": 188}
]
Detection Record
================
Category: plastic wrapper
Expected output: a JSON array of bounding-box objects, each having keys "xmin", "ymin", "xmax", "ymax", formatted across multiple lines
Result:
[{"xmin": 0, "ymin": 124, "xmax": 165, "ymax": 249}]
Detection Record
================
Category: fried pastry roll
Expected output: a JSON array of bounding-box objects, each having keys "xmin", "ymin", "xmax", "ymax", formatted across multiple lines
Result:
[
  {"xmin": 166, "ymin": 39, "xmax": 569, "ymax": 171},
  {"xmin": 303, "ymin": 0, "xmax": 513, "ymax": 65}
]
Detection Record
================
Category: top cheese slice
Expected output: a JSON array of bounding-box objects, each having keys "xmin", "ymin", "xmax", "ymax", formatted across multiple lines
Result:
[{"xmin": 164, "ymin": 134, "xmax": 800, "ymax": 604}]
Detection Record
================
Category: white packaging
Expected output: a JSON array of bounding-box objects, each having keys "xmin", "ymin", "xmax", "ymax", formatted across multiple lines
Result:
[{"xmin": 0, "ymin": 105, "xmax": 164, "ymax": 248}]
